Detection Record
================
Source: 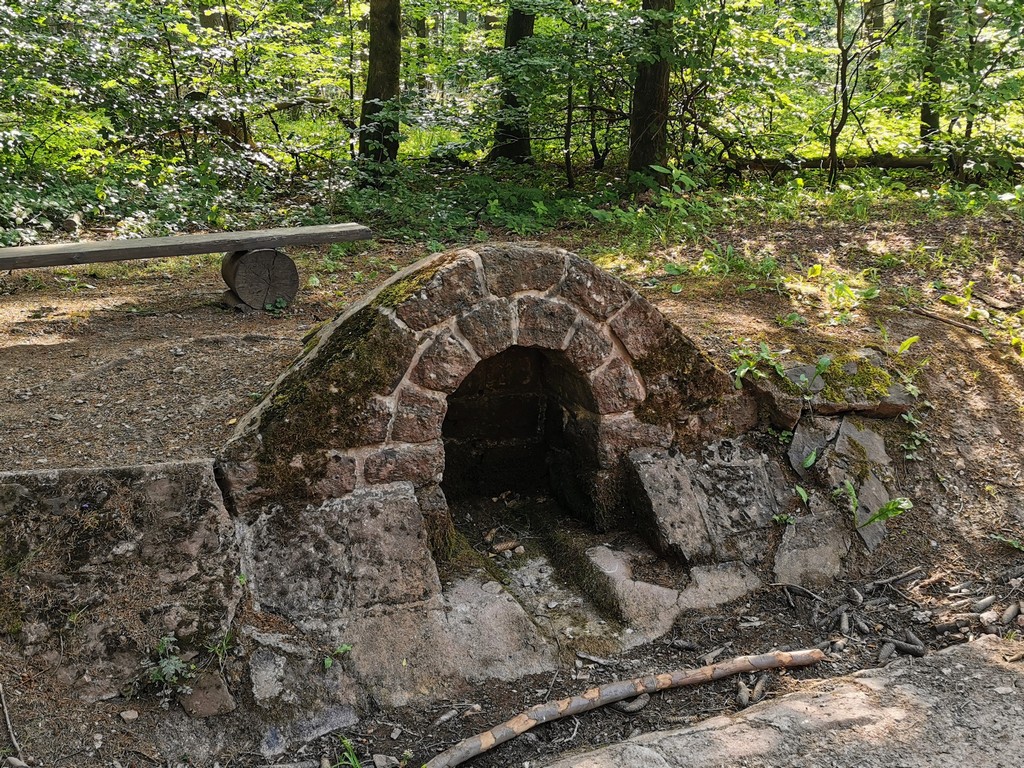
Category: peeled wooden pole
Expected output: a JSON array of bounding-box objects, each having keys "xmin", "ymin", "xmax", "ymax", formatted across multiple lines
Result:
[
  {"xmin": 423, "ymin": 649, "xmax": 826, "ymax": 768},
  {"xmin": 221, "ymin": 248, "xmax": 299, "ymax": 309}
]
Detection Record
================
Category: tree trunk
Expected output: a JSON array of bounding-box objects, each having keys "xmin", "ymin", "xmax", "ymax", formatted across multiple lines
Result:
[
  {"xmin": 628, "ymin": 0, "xmax": 675, "ymax": 175},
  {"xmin": 359, "ymin": 0, "xmax": 402, "ymax": 162},
  {"xmin": 863, "ymin": 0, "xmax": 885, "ymax": 71},
  {"xmin": 920, "ymin": 0, "xmax": 946, "ymax": 142},
  {"xmin": 486, "ymin": 6, "xmax": 536, "ymax": 163}
]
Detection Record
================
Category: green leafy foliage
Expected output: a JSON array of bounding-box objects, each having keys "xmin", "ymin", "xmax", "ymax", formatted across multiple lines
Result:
[{"xmin": 859, "ymin": 497, "xmax": 913, "ymax": 529}]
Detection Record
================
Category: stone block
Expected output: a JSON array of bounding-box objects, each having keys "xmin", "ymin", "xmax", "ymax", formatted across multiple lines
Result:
[
  {"xmin": 626, "ymin": 441, "xmax": 786, "ymax": 566},
  {"xmin": 391, "ymin": 386, "xmax": 448, "ymax": 443},
  {"xmin": 585, "ymin": 546, "xmax": 681, "ymax": 639},
  {"xmin": 442, "ymin": 577, "xmax": 556, "ymax": 682},
  {"xmin": 178, "ymin": 671, "xmax": 237, "ymax": 718},
  {"xmin": 626, "ymin": 450, "xmax": 714, "ymax": 563},
  {"xmin": 456, "ymin": 297, "xmax": 515, "ymax": 359},
  {"xmin": 773, "ymin": 511, "xmax": 851, "ymax": 587},
  {"xmin": 559, "ymin": 256, "xmax": 634, "ymax": 320},
  {"xmin": 788, "ymin": 416, "xmax": 841, "ymax": 478},
  {"xmin": 394, "ymin": 253, "xmax": 486, "ymax": 331},
  {"xmin": 608, "ymin": 295, "xmax": 672, "ymax": 360},
  {"xmin": 595, "ymin": 414, "xmax": 673, "ymax": 469},
  {"xmin": 409, "ymin": 328, "xmax": 478, "ymax": 393},
  {"xmin": 363, "ymin": 442, "xmax": 444, "ymax": 487},
  {"xmin": 477, "ymin": 243, "xmax": 567, "ymax": 296},
  {"xmin": 563, "ymin": 313, "xmax": 614, "ymax": 372},
  {"xmin": 746, "ymin": 376, "xmax": 804, "ymax": 430},
  {"xmin": 590, "ymin": 356, "xmax": 646, "ymax": 414},
  {"xmin": 310, "ymin": 451, "xmax": 358, "ymax": 498},
  {"xmin": 515, "ymin": 295, "xmax": 579, "ymax": 349},
  {"xmin": 241, "ymin": 483, "xmax": 440, "ymax": 625},
  {"xmin": 853, "ymin": 471, "xmax": 889, "ymax": 552},
  {"xmin": 676, "ymin": 563, "xmax": 762, "ymax": 611}
]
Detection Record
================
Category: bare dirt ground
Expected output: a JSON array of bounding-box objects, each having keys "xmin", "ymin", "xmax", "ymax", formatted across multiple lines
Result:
[{"xmin": 1, "ymin": 214, "xmax": 1023, "ymax": 767}]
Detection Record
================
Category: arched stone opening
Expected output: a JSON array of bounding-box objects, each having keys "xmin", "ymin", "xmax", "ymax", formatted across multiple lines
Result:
[{"xmin": 441, "ymin": 345, "xmax": 598, "ymax": 517}]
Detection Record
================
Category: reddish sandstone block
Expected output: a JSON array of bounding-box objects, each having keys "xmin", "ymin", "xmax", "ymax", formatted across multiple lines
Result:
[
  {"xmin": 363, "ymin": 442, "xmax": 445, "ymax": 487},
  {"xmin": 456, "ymin": 297, "xmax": 515, "ymax": 359},
  {"xmin": 516, "ymin": 296, "xmax": 578, "ymax": 350},
  {"xmin": 409, "ymin": 328, "xmax": 478, "ymax": 393}
]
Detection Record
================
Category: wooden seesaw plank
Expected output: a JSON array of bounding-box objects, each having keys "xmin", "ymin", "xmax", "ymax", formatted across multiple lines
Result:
[{"xmin": 0, "ymin": 223, "xmax": 372, "ymax": 270}]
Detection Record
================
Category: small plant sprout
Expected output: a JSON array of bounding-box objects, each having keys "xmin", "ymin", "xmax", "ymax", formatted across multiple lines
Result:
[
  {"xmin": 143, "ymin": 634, "xmax": 196, "ymax": 708},
  {"xmin": 324, "ymin": 643, "xmax": 353, "ymax": 670},
  {"xmin": 802, "ymin": 450, "xmax": 817, "ymax": 469},
  {"xmin": 773, "ymin": 513, "xmax": 796, "ymax": 525},
  {"xmin": 858, "ymin": 497, "xmax": 913, "ymax": 528},
  {"xmin": 990, "ymin": 534, "xmax": 1024, "ymax": 553},
  {"xmin": 334, "ymin": 736, "xmax": 362, "ymax": 768},
  {"xmin": 833, "ymin": 479, "xmax": 858, "ymax": 516},
  {"xmin": 896, "ymin": 336, "xmax": 920, "ymax": 357},
  {"xmin": 795, "ymin": 485, "xmax": 809, "ymax": 505},
  {"xmin": 729, "ymin": 340, "xmax": 787, "ymax": 389},
  {"xmin": 776, "ymin": 312, "xmax": 806, "ymax": 328}
]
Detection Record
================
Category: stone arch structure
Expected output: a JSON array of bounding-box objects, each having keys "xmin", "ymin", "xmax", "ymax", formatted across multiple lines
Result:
[
  {"xmin": 221, "ymin": 244, "xmax": 725, "ymax": 525},
  {"xmin": 217, "ymin": 244, "xmax": 730, "ymax": 707}
]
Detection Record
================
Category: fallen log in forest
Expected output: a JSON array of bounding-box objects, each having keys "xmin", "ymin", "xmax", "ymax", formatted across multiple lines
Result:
[{"xmin": 727, "ymin": 154, "xmax": 1023, "ymax": 174}]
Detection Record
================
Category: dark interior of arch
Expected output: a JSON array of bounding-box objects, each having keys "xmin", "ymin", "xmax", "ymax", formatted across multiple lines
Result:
[{"xmin": 441, "ymin": 346, "xmax": 599, "ymax": 521}]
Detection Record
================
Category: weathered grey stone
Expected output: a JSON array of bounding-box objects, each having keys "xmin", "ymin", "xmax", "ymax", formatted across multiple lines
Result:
[
  {"xmin": 626, "ymin": 450, "xmax": 714, "ymax": 563},
  {"xmin": 249, "ymin": 648, "xmax": 287, "ymax": 705},
  {"xmin": 241, "ymin": 483, "xmax": 440, "ymax": 628},
  {"xmin": 179, "ymin": 671, "xmax": 237, "ymax": 718},
  {"xmin": 814, "ymin": 380, "xmax": 915, "ymax": 419},
  {"xmin": 608, "ymin": 295, "xmax": 672, "ymax": 360},
  {"xmin": 820, "ymin": 417, "xmax": 893, "ymax": 487},
  {"xmin": 442, "ymin": 578, "xmax": 556, "ymax": 681},
  {"xmin": 363, "ymin": 442, "xmax": 445, "ymax": 487},
  {"xmin": 853, "ymin": 471, "xmax": 890, "ymax": 551},
  {"xmin": 456, "ymin": 297, "xmax": 515, "ymax": 359},
  {"xmin": 394, "ymin": 253, "xmax": 486, "ymax": 330},
  {"xmin": 788, "ymin": 416, "xmax": 841, "ymax": 478},
  {"xmin": 585, "ymin": 546, "xmax": 681, "ymax": 639},
  {"xmin": 563, "ymin": 314, "xmax": 614, "ymax": 372},
  {"xmin": 477, "ymin": 243, "xmax": 566, "ymax": 296},
  {"xmin": 594, "ymin": 414, "xmax": 673, "ymax": 468},
  {"xmin": 676, "ymin": 563, "xmax": 762, "ymax": 611},
  {"xmin": 516, "ymin": 296, "xmax": 579, "ymax": 349},
  {"xmin": 559, "ymin": 256, "xmax": 634, "ymax": 320},
  {"xmin": 0, "ymin": 461, "xmax": 240, "ymax": 698},
  {"xmin": 590, "ymin": 356, "xmax": 646, "ymax": 414},
  {"xmin": 746, "ymin": 376, "xmax": 803, "ymax": 430},
  {"xmin": 390, "ymin": 386, "xmax": 448, "ymax": 443},
  {"xmin": 773, "ymin": 511, "xmax": 851, "ymax": 587},
  {"xmin": 626, "ymin": 441, "xmax": 785, "ymax": 565},
  {"xmin": 409, "ymin": 328, "xmax": 477, "ymax": 393}
]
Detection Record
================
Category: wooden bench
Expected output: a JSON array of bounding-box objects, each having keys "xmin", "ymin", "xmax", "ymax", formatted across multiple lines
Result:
[{"xmin": 0, "ymin": 222, "xmax": 372, "ymax": 310}]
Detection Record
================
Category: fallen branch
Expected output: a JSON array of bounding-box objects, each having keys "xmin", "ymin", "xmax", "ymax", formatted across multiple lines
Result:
[
  {"xmin": 907, "ymin": 308, "xmax": 987, "ymax": 337},
  {"xmin": 422, "ymin": 649, "xmax": 826, "ymax": 768},
  {"xmin": 0, "ymin": 682, "xmax": 24, "ymax": 761},
  {"xmin": 770, "ymin": 583, "xmax": 826, "ymax": 603}
]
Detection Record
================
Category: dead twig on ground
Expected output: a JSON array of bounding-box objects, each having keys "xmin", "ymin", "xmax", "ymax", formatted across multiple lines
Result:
[
  {"xmin": 907, "ymin": 307, "xmax": 988, "ymax": 336},
  {"xmin": 770, "ymin": 583, "xmax": 826, "ymax": 602},
  {"xmin": 422, "ymin": 649, "xmax": 826, "ymax": 768},
  {"xmin": 0, "ymin": 682, "xmax": 25, "ymax": 762},
  {"xmin": 865, "ymin": 566, "xmax": 923, "ymax": 592}
]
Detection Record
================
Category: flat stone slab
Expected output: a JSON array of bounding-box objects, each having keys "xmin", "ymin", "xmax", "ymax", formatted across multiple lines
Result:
[
  {"xmin": 627, "ymin": 441, "xmax": 787, "ymax": 566},
  {"xmin": 542, "ymin": 636, "xmax": 1024, "ymax": 768}
]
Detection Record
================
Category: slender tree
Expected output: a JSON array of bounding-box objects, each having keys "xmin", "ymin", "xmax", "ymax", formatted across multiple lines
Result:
[
  {"xmin": 359, "ymin": 0, "xmax": 402, "ymax": 162},
  {"xmin": 628, "ymin": 0, "xmax": 675, "ymax": 174},
  {"xmin": 487, "ymin": 4, "xmax": 536, "ymax": 163},
  {"xmin": 920, "ymin": 0, "xmax": 947, "ymax": 142}
]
